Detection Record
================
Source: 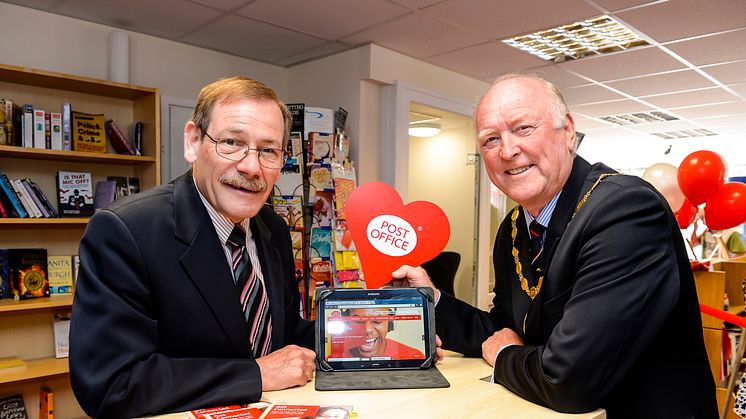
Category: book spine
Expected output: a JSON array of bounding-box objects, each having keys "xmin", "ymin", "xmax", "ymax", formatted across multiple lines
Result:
[
  {"xmin": 33, "ymin": 109, "xmax": 46, "ymax": 149},
  {"xmin": 22, "ymin": 104, "xmax": 33, "ymax": 147},
  {"xmin": 40, "ymin": 387, "xmax": 54, "ymax": 419},
  {"xmin": 0, "ymin": 98, "xmax": 6, "ymax": 146},
  {"xmin": 62, "ymin": 102, "xmax": 72, "ymax": 151},
  {"xmin": 0, "ymin": 195, "xmax": 7, "ymax": 217},
  {"xmin": 6, "ymin": 100, "xmax": 21, "ymax": 147},
  {"xmin": 27, "ymin": 178, "xmax": 58, "ymax": 217},
  {"xmin": 105, "ymin": 119, "xmax": 135, "ymax": 155},
  {"xmin": 134, "ymin": 121, "xmax": 143, "ymax": 156},
  {"xmin": 50, "ymin": 112, "xmax": 62, "ymax": 150},
  {"xmin": 44, "ymin": 112, "xmax": 51, "ymax": 149},
  {"xmin": 12, "ymin": 178, "xmax": 42, "ymax": 218},
  {"xmin": 0, "ymin": 173, "xmax": 25, "ymax": 217},
  {"xmin": 21, "ymin": 179, "xmax": 49, "ymax": 218}
]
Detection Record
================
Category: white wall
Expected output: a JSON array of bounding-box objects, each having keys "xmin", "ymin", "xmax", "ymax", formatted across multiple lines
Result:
[{"xmin": 0, "ymin": 3, "xmax": 288, "ymax": 101}]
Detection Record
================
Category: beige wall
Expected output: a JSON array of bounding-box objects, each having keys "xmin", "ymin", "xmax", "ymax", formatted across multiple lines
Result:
[{"xmin": 408, "ymin": 124, "xmax": 477, "ymax": 302}]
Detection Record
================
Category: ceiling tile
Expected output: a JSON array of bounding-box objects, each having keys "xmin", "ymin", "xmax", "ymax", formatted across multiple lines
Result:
[
  {"xmin": 573, "ymin": 115, "xmax": 616, "ymax": 130},
  {"xmin": 592, "ymin": 0, "xmax": 654, "ymax": 13},
  {"xmin": 237, "ymin": 0, "xmax": 410, "ymax": 40},
  {"xmin": 606, "ymin": 69, "xmax": 715, "ymax": 97},
  {"xmin": 341, "ymin": 13, "xmax": 487, "ymax": 58},
  {"xmin": 641, "ymin": 87, "xmax": 741, "ymax": 109},
  {"xmin": 277, "ymin": 42, "xmax": 353, "ymax": 66},
  {"xmin": 701, "ymin": 60, "xmax": 746, "ymax": 85},
  {"xmin": 421, "ymin": 0, "xmax": 599, "ymax": 40},
  {"xmin": 184, "ymin": 14, "xmax": 325, "ymax": 62},
  {"xmin": 730, "ymin": 83, "xmax": 746, "ymax": 97},
  {"xmin": 671, "ymin": 101, "xmax": 746, "ymax": 119},
  {"xmin": 55, "ymin": 0, "xmax": 223, "ymax": 39},
  {"xmin": 562, "ymin": 84, "xmax": 627, "ymax": 106},
  {"xmin": 615, "ymin": 0, "xmax": 746, "ymax": 43},
  {"xmin": 388, "ymin": 0, "xmax": 445, "ymax": 9},
  {"xmin": 190, "ymin": 0, "xmax": 255, "ymax": 12},
  {"xmin": 571, "ymin": 99, "xmax": 651, "ymax": 117},
  {"xmin": 665, "ymin": 29, "xmax": 746, "ymax": 66},
  {"xmin": 522, "ymin": 65, "xmax": 590, "ymax": 88},
  {"xmin": 692, "ymin": 114, "xmax": 746, "ymax": 128},
  {"xmin": 424, "ymin": 42, "xmax": 546, "ymax": 78},
  {"xmin": 558, "ymin": 46, "xmax": 686, "ymax": 82},
  {"xmin": 2, "ymin": 0, "xmax": 59, "ymax": 9}
]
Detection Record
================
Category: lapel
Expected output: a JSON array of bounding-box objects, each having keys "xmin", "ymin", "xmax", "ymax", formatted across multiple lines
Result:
[
  {"xmin": 174, "ymin": 172, "xmax": 253, "ymax": 356},
  {"xmin": 510, "ymin": 209, "xmax": 533, "ymax": 339},
  {"xmin": 249, "ymin": 207, "xmax": 285, "ymax": 350},
  {"xmin": 523, "ymin": 156, "xmax": 593, "ymax": 343}
]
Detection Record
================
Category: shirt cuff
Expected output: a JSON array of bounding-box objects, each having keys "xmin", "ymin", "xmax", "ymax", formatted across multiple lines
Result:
[{"xmin": 490, "ymin": 343, "xmax": 517, "ymax": 384}]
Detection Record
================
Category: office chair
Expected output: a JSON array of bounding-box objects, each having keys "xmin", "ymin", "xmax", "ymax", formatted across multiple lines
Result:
[{"xmin": 421, "ymin": 251, "xmax": 461, "ymax": 297}]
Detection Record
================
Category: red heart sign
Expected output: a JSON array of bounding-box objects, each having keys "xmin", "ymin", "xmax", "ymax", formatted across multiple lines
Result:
[{"xmin": 345, "ymin": 182, "xmax": 450, "ymax": 289}]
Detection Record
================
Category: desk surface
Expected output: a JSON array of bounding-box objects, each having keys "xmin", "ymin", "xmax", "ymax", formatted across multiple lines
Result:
[{"xmin": 153, "ymin": 353, "xmax": 605, "ymax": 419}]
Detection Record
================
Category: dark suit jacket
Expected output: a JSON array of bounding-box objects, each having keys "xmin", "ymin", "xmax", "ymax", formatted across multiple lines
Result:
[
  {"xmin": 70, "ymin": 172, "xmax": 313, "ymax": 418},
  {"xmin": 436, "ymin": 156, "xmax": 717, "ymax": 418}
]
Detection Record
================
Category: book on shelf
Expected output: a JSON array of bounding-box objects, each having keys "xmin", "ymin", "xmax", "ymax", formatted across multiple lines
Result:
[
  {"xmin": 57, "ymin": 171, "xmax": 94, "ymax": 217},
  {"xmin": 26, "ymin": 178, "xmax": 58, "ymax": 217},
  {"xmin": 62, "ymin": 102, "xmax": 72, "ymax": 151},
  {"xmin": 48, "ymin": 255, "xmax": 73, "ymax": 295},
  {"xmin": 22, "ymin": 104, "xmax": 33, "ymax": 148},
  {"xmin": 105, "ymin": 119, "xmax": 136, "ymax": 155},
  {"xmin": 0, "ymin": 249, "xmax": 8, "ymax": 300},
  {"xmin": 53, "ymin": 312, "xmax": 71, "ymax": 358},
  {"xmin": 0, "ymin": 394, "xmax": 28, "ymax": 419},
  {"xmin": 93, "ymin": 180, "xmax": 117, "ymax": 212},
  {"xmin": 33, "ymin": 109, "xmax": 45, "ymax": 149},
  {"xmin": 0, "ymin": 172, "xmax": 28, "ymax": 218},
  {"xmin": 128, "ymin": 177, "xmax": 141, "ymax": 195},
  {"xmin": 71, "ymin": 111, "xmax": 106, "ymax": 153},
  {"xmin": 0, "ymin": 197, "xmax": 7, "ymax": 217},
  {"xmin": 107, "ymin": 176, "xmax": 130, "ymax": 199},
  {"xmin": 44, "ymin": 112, "xmax": 51, "ymax": 149},
  {"xmin": 50, "ymin": 112, "xmax": 62, "ymax": 150},
  {"xmin": 3, "ymin": 99, "xmax": 22, "ymax": 147},
  {"xmin": 11, "ymin": 178, "xmax": 42, "ymax": 218},
  {"xmin": 0, "ymin": 356, "xmax": 27, "ymax": 373},
  {"xmin": 134, "ymin": 121, "xmax": 143, "ymax": 155},
  {"xmin": 72, "ymin": 255, "xmax": 80, "ymax": 287},
  {"xmin": 8, "ymin": 248, "xmax": 49, "ymax": 300},
  {"xmin": 21, "ymin": 179, "xmax": 49, "ymax": 218},
  {"xmin": 39, "ymin": 387, "xmax": 54, "ymax": 419},
  {"xmin": 0, "ymin": 99, "xmax": 6, "ymax": 146}
]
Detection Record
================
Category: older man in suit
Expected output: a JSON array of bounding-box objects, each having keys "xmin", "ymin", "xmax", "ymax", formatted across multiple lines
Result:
[
  {"xmin": 70, "ymin": 76, "xmax": 315, "ymax": 417},
  {"xmin": 394, "ymin": 74, "xmax": 717, "ymax": 418}
]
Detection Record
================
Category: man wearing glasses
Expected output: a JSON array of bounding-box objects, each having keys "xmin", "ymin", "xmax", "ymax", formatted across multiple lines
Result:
[{"xmin": 70, "ymin": 77, "xmax": 316, "ymax": 417}]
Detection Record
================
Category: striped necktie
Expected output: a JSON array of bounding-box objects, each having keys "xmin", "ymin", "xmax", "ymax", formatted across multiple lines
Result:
[
  {"xmin": 227, "ymin": 225, "xmax": 272, "ymax": 357},
  {"xmin": 528, "ymin": 220, "xmax": 546, "ymax": 272}
]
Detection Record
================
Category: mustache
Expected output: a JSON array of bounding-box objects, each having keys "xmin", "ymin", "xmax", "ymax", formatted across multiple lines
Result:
[{"xmin": 219, "ymin": 173, "xmax": 266, "ymax": 191}]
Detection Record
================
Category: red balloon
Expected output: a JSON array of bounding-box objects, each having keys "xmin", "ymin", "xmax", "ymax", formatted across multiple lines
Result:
[
  {"xmin": 704, "ymin": 182, "xmax": 746, "ymax": 230},
  {"xmin": 674, "ymin": 198, "xmax": 697, "ymax": 229},
  {"xmin": 677, "ymin": 150, "xmax": 727, "ymax": 205}
]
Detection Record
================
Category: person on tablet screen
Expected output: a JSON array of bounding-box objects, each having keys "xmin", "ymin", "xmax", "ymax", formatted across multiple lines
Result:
[{"xmin": 342, "ymin": 308, "xmax": 424, "ymax": 359}]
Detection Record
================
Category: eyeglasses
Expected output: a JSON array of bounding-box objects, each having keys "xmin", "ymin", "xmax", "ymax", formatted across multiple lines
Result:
[{"xmin": 202, "ymin": 131, "xmax": 287, "ymax": 169}]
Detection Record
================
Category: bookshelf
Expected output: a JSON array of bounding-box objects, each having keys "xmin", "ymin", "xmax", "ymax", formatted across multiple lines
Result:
[{"xmin": 0, "ymin": 63, "xmax": 161, "ymax": 418}]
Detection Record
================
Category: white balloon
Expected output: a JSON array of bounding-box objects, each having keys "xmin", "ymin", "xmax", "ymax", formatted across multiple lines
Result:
[{"xmin": 642, "ymin": 163, "xmax": 686, "ymax": 212}]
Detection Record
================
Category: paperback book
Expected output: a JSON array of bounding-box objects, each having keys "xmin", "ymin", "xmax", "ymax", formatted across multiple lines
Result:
[
  {"xmin": 71, "ymin": 111, "xmax": 106, "ymax": 153},
  {"xmin": 8, "ymin": 248, "xmax": 49, "ymax": 300},
  {"xmin": 48, "ymin": 255, "xmax": 73, "ymax": 295},
  {"xmin": 57, "ymin": 171, "xmax": 94, "ymax": 217}
]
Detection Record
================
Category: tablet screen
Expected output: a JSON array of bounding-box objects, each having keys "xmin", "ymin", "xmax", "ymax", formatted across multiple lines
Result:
[{"xmin": 316, "ymin": 288, "xmax": 434, "ymax": 370}]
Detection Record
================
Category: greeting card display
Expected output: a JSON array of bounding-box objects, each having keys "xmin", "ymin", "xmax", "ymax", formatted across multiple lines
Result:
[{"xmin": 345, "ymin": 182, "xmax": 450, "ymax": 289}]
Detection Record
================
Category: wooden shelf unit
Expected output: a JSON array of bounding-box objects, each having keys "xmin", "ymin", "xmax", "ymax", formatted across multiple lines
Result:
[{"xmin": 0, "ymin": 63, "xmax": 161, "ymax": 418}]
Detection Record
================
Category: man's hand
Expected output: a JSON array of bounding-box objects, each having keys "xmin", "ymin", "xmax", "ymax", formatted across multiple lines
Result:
[
  {"xmin": 390, "ymin": 265, "xmax": 439, "ymax": 300},
  {"xmin": 256, "ymin": 345, "xmax": 316, "ymax": 391},
  {"xmin": 482, "ymin": 328, "xmax": 523, "ymax": 366},
  {"xmin": 435, "ymin": 335, "xmax": 444, "ymax": 362}
]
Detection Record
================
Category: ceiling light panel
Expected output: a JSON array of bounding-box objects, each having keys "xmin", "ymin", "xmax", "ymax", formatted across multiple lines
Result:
[
  {"xmin": 599, "ymin": 111, "xmax": 679, "ymax": 125},
  {"xmin": 502, "ymin": 16, "xmax": 649, "ymax": 63}
]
